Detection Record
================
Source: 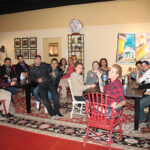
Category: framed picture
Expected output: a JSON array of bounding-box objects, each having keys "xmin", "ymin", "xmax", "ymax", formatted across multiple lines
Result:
[
  {"xmin": 14, "ymin": 38, "xmax": 21, "ymax": 48},
  {"xmin": 30, "ymin": 37, "xmax": 37, "ymax": 48},
  {"xmin": 22, "ymin": 38, "xmax": 29, "ymax": 48},
  {"xmin": 15, "ymin": 49, "xmax": 21, "ymax": 59},
  {"xmin": 30, "ymin": 49, "xmax": 37, "ymax": 59},
  {"xmin": 49, "ymin": 43, "xmax": 59, "ymax": 57},
  {"xmin": 22, "ymin": 49, "xmax": 29, "ymax": 59}
]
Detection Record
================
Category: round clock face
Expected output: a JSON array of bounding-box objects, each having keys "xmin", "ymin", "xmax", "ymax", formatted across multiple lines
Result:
[{"xmin": 70, "ymin": 19, "xmax": 83, "ymax": 33}]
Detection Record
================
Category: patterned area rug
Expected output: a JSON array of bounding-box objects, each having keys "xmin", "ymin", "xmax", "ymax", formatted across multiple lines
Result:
[{"xmin": 0, "ymin": 89, "xmax": 150, "ymax": 150}]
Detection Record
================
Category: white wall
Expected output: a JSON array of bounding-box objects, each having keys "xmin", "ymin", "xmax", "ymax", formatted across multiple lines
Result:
[{"xmin": 0, "ymin": 23, "xmax": 150, "ymax": 76}]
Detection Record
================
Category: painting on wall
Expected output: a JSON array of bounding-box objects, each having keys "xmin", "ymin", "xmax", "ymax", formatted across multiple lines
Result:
[
  {"xmin": 14, "ymin": 38, "xmax": 21, "ymax": 48},
  {"xmin": 116, "ymin": 33, "xmax": 136, "ymax": 63},
  {"xmin": 22, "ymin": 49, "xmax": 29, "ymax": 59},
  {"xmin": 22, "ymin": 38, "xmax": 29, "ymax": 48},
  {"xmin": 117, "ymin": 33, "xmax": 150, "ymax": 63},
  {"xmin": 15, "ymin": 49, "xmax": 21, "ymax": 59},
  {"xmin": 30, "ymin": 37, "xmax": 37, "ymax": 48},
  {"xmin": 30, "ymin": 49, "xmax": 37, "ymax": 59},
  {"xmin": 49, "ymin": 43, "xmax": 58, "ymax": 57},
  {"xmin": 136, "ymin": 33, "xmax": 150, "ymax": 61}
]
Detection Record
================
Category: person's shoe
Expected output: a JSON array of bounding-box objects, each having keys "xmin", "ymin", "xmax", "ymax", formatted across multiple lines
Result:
[
  {"xmin": 141, "ymin": 127, "xmax": 150, "ymax": 133},
  {"xmin": 2, "ymin": 113, "xmax": 14, "ymax": 118},
  {"xmin": 51, "ymin": 114, "xmax": 56, "ymax": 120},
  {"xmin": 36, "ymin": 101, "xmax": 40, "ymax": 110},
  {"xmin": 45, "ymin": 107, "xmax": 48, "ymax": 113},
  {"xmin": 56, "ymin": 112, "xmax": 63, "ymax": 117}
]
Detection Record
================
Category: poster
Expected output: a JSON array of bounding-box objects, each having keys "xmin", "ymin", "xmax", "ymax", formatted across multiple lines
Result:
[{"xmin": 116, "ymin": 33, "xmax": 136, "ymax": 63}]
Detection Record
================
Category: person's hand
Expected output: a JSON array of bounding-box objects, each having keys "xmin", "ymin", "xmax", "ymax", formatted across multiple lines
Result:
[
  {"xmin": 132, "ymin": 82, "xmax": 139, "ymax": 89},
  {"xmin": 4, "ymin": 74, "xmax": 8, "ymax": 78},
  {"xmin": 128, "ymin": 67, "xmax": 132, "ymax": 73},
  {"xmin": 96, "ymin": 71, "xmax": 102, "ymax": 79},
  {"xmin": 52, "ymin": 71, "xmax": 56, "ymax": 77},
  {"xmin": 111, "ymin": 102, "xmax": 117, "ymax": 109},
  {"xmin": 10, "ymin": 81, "xmax": 16, "ymax": 86},
  {"xmin": 90, "ymin": 84, "xmax": 96, "ymax": 88},
  {"xmin": 61, "ymin": 66, "xmax": 65, "ymax": 71},
  {"xmin": 12, "ymin": 78, "xmax": 17, "ymax": 81},
  {"xmin": 37, "ymin": 78, "xmax": 43, "ymax": 83}
]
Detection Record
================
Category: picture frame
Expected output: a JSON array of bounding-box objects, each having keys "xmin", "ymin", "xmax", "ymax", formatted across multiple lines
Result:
[
  {"xmin": 30, "ymin": 37, "xmax": 37, "ymax": 48},
  {"xmin": 49, "ymin": 43, "xmax": 59, "ymax": 57},
  {"xmin": 14, "ymin": 38, "xmax": 21, "ymax": 48},
  {"xmin": 22, "ymin": 49, "xmax": 29, "ymax": 59},
  {"xmin": 15, "ymin": 49, "xmax": 21, "ymax": 59},
  {"xmin": 30, "ymin": 49, "xmax": 37, "ymax": 59},
  {"xmin": 22, "ymin": 38, "xmax": 29, "ymax": 48}
]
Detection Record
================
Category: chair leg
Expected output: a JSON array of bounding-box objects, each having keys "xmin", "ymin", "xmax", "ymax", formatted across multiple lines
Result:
[
  {"xmin": 71, "ymin": 103, "xmax": 75, "ymax": 119},
  {"xmin": 2, "ymin": 101, "xmax": 8, "ymax": 119}
]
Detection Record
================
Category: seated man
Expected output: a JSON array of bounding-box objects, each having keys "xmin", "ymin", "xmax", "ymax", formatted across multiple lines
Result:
[
  {"xmin": 136, "ymin": 61, "xmax": 150, "ymax": 122},
  {"xmin": 0, "ymin": 78, "xmax": 16, "ymax": 117},
  {"xmin": 30, "ymin": 55, "xmax": 63, "ymax": 117},
  {"xmin": 0, "ymin": 58, "xmax": 17, "ymax": 95},
  {"xmin": 128, "ymin": 61, "xmax": 143, "ymax": 80},
  {"xmin": 59, "ymin": 57, "xmax": 74, "ymax": 98},
  {"xmin": 141, "ymin": 112, "xmax": 150, "ymax": 133},
  {"xmin": 15, "ymin": 55, "xmax": 29, "ymax": 79}
]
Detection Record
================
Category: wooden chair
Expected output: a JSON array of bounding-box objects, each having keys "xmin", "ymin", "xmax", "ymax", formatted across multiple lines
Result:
[
  {"xmin": 68, "ymin": 78, "xmax": 86, "ymax": 119},
  {"xmin": 83, "ymin": 93, "xmax": 123, "ymax": 146},
  {"xmin": 0, "ymin": 100, "xmax": 8, "ymax": 119}
]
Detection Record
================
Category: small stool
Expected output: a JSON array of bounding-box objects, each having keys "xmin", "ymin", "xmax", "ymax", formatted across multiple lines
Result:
[{"xmin": 0, "ymin": 100, "xmax": 8, "ymax": 119}]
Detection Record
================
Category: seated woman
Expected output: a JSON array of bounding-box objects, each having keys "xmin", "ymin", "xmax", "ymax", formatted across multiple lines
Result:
[
  {"xmin": 98, "ymin": 64, "xmax": 126, "ymax": 111},
  {"xmin": 58, "ymin": 58, "xmax": 68, "ymax": 77},
  {"xmin": 86, "ymin": 61, "xmax": 100, "ymax": 85},
  {"xmin": 99, "ymin": 58, "xmax": 110, "ymax": 75},
  {"xmin": 70, "ymin": 62, "xmax": 95, "ymax": 101}
]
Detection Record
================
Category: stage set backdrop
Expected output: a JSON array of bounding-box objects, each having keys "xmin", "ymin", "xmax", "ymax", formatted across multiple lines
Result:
[{"xmin": 116, "ymin": 33, "xmax": 150, "ymax": 63}]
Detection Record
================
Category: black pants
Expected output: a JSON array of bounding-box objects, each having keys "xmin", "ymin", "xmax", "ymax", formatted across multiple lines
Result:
[
  {"xmin": 39, "ymin": 81, "xmax": 60, "ymax": 116},
  {"xmin": 74, "ymin": 96, "xmax": 84, "ymax": 101}
]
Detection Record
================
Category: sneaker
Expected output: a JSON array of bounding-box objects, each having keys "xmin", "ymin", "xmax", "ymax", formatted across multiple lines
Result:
[
  {"xmin": 45, "ymin": 107, "xmax": 48, "ymax": 113},
  {"xmin": 36, "ymin": 101, "xmax": 40, "ymax": 110},
  {"xmin": 56, "ymin": 112, "xmax": 63, "ymax": 117}
]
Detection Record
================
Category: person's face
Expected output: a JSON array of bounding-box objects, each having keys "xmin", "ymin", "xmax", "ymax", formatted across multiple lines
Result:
[
  {"xmin": 51, "ymin": 60, "xmax": 58, "ymax": 70},
  {"xmin": 93, "ymin": 62, "xmax": 99, "ymax": 70},
  {"xmin": 142, "ymin": 63, "xmax": 149, "ymax": 72},
  {"xmin": 101, "ymin": 60, "xmax": 107, "ymax": 67},
  {"xmin": 75, "ymin": 64, "xmax": 83, "ymax": 74},
  {"xmin": 34, "ymin": 57, "xmax": 41, "ymax": 66},
  {"xmin": 5, "ymin": 60, "xmax": 11, "ymax": 67},
  {"xmin": 108, "ymin": 67, "xmax": 119, "ymax": 81},
  {"xmin": 18, "ymin": 57, "xmax": 24, "ymax": 64},
  {"xmin": 62, "ymin": 59, "xmax": 66, "ymax": 66},
  {"xmin": 136, "ymin": 63, "xmax": 142, "ymax": 70},
  {"xmin": 68, "ymin": 58, "xmax": 74, "ymax": 66}
]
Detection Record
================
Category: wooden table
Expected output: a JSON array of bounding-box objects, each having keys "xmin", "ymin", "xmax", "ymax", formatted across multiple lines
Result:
[{"xmin": 83, "ymin": 80, "xmax": 144, "ymax": 130}]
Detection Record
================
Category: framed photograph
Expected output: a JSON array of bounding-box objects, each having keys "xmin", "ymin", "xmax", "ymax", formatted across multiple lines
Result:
[
  {"xmin": 49, "ymin": 43, "xmax": 59, "ymax": 57},
  {"xmin": 22, "ymin": 49, "xmax": 29, "ymax": 59},
  {"xmin": 30, "ymin": 37, "xmax": 37, "ymax": 48},
  {"xmin": 15, "ymin": 49, "xmax": 21, "ymax": 59},
  {"xmin": 22, "ymin": 38, "xmax": 29, "ymax": 48},
  {"xmin": 14, "ymin": 38, "xmax": 21, "ymax": 48},
  {"xmin": 30, "ymin": 49, "xmax": 37, "ymax": 59}
]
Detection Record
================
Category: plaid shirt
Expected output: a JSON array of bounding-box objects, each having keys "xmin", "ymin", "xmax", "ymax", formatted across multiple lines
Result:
[{"xmin": 104, "ymin": 79, "xmax": 125, "ymax": 105}]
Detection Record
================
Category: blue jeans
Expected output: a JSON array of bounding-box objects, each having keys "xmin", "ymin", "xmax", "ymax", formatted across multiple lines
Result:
[
  {"xmin": 33, "ymin": 86, "xmax": 52, "ymax": 102},
  {"xmin": 4, "ymin": 86, "xmax": 18, "ymax": 95},
  {"xmin": 140, "ymin": 95, "xmax": 150, "ymax": 122}
]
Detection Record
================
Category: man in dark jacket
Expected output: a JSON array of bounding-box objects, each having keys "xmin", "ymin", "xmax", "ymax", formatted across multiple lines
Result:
[
  {"xmin": 30, "ymin": 55, "xmax": 63, "ymax": 118},
  {"xmin": 0, "ymin": 58, "xmax": 17, "ymax": 95},
  {"xmin": 15, "ymin": 55, "xmax": 29, "ymax": 79}
]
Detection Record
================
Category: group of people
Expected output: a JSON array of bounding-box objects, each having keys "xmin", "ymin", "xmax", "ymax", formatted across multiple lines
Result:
[{"xmin": 0, "ymin": 55, "xmax": 150, "ymax": 133}]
